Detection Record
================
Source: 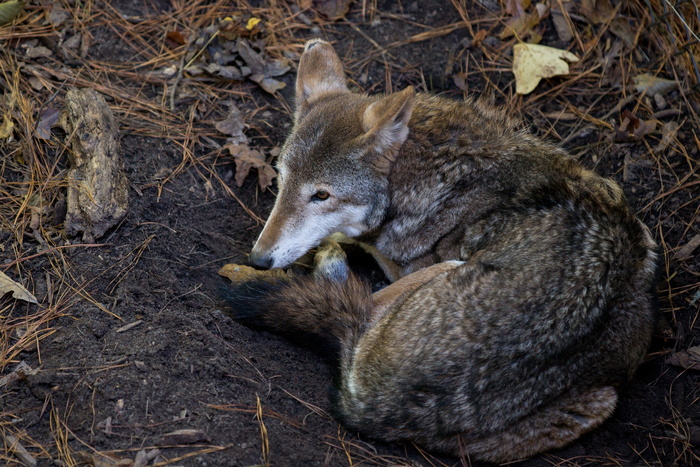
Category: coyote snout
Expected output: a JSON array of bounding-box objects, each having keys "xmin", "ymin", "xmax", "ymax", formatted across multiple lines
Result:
[{"xmin": 224, "ymin": 39, "xmax": 660, "ymax": 463}]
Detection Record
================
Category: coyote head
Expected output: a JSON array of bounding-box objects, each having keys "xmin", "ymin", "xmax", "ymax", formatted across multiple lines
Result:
[{"xmin": 249, "ymin": 39, "xmax": 415, "ymax": 269}]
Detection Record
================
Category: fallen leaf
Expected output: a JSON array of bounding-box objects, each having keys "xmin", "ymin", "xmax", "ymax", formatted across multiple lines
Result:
[
  {"xmin": 61, "ymin": 33, "xmax": 81, "ymax": 52},
  {"xmin": 257, "ymin": 160, "xmax": 277, "ymax": 190},
  {"xmin": 500, "ymin": 11, "xmax": 540, "ymax": 40},
  {"xmin": 609, "ymin": 17, "xmax": 635, "ymax": 48},
  {"xmin": 633, "ymin": 74, "xmax": 678, "ymax": 97},
  {"xmin": 472, "ymin": 29, "xmax": 488, "ymax": 47},
  {"xmin": 225, "ymin": 143, "xmax": 277, "ymax": 191},
  {"xmin": 206, "ymin": 62, "xmax": 243, "ymax": 80},
  {"xmin": 246, "ymin": 17, "xmax": 261, "ymax": 30},
  {"xmin": 535, "ymin": 2, "xmax": 548, "ymax": 19},
  {"xmin": 668, "ymin": 346, "xmax": 700, "ymax": 371},
  {"xmin": 314, "ymin": 0, "xmax": 353, "ymax": 19},
  {"xmin": 236, "ymin": 40, "xmax": 290, "ymax": 93},
  {"xmin": 504, "ymin": 0, "xmax": 530, "ymax": 17},
  {"xmin": 237, "ymin": 38, "xmax": 265, "ymax": 74},
  {"xmin": 25, "ymin": 45, "xmax": 52, "ymax": 59},
  {"xmin": 36, "ymin": 107, "xmax": 59, "ymax": 140},
  {"xmin": 47, "ymin": 4, "xmax": 68, "ymax": 27},
  {"xmin": 251, "ymin": 75, "xmax": 286, "ymax": 94},
  {"xmin": 550, "ymin": 4, "xmax": 574, "ymax": 42},
  {"xmin": 579, "ymin": 0, "xmax": 614, "ymax": 25},
  {"xmin": 0, "ymin": 271, "xmax": 39, "ymax": 304},
  {"xmin": 0, "ymin": 0, "xmax": 24, "ymax": 26},
  {"xmin": 453, "ymin": 72, "xmax": 469, "ymax": 92},
  {"xmin": 166, "ymin": 30, "xmax": 186, "ymax": 46},
  {"xmin": 0, "ymin": 113, "xmax": 14, "ymax": 139},
  {"xmin": 655, "ymin": 121, "xmax": 679, "ymax": 153},
  {"xmin": 214, "ymin": 103, "xmax": 247, "ymax": 144},
  {"xmin": 512, "ymin": 43, "xmax": 579, "ymax": 95},
  {"xmin": 615, "ymin": 109, "xmax": 656, "ymax": 142}
]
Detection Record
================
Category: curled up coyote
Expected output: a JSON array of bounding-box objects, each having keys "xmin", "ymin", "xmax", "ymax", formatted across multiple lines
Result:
[{"xmin": 221, "ymin": 40, "xmax": 659, "ymax": 462}]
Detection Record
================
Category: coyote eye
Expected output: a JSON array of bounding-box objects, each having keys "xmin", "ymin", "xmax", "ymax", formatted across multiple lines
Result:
[{"xmin": 311, "ymin": 190, "xmax": 330, "ymax": 202}]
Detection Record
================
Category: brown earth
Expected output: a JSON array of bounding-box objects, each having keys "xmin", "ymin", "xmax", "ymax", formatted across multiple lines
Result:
[{"xmin": 2, "ymin": 1, "xmax": 700, "ymax": 466}]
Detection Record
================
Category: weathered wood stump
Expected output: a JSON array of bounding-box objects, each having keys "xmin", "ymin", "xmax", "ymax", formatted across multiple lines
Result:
[{"xmin": 59, "ymin": 88, "xmax": 128, "ymax": 242}]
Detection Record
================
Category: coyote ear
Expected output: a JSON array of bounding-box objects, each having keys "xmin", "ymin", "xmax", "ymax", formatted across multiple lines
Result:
[
  {"xmin": 296, "ymin": 40, "xmax": 349, "ymax": 118},
  {"xmin": 361, "ymin": 86, "xmax": 416, "ymax": 174}
]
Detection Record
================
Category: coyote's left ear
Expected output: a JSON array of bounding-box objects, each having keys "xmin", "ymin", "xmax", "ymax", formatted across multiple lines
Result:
[
  {"xmin": 362, "ymin": 86, "xmax": 416, "ymax": 174},
  {"xmin": 296, "ymin": 40, "xmax": 349, "ymax": 118}
]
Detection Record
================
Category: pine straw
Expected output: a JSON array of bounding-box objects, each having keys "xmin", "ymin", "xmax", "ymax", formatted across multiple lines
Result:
[{"xmin": 0, "ymin": 0, "xmax": 699, "ymax": 465}]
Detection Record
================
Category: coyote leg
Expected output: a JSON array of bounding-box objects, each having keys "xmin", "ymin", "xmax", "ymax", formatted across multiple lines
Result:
[
  {"xmin": 328, "ymin": 233, "xmax": 404, "ymax": 282},
  {"xmin": 444, "ymin": 386, "xmax": 618, "ymax": 462},
  {"xmin": 370, "ymin": 260, "xmax": 465, "ymax": 323}
]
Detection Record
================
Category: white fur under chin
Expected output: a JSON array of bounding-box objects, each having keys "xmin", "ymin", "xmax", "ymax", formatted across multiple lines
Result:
[{"xmin": 269, "ymin": 205, "xmax": 370, "ymax": 269}]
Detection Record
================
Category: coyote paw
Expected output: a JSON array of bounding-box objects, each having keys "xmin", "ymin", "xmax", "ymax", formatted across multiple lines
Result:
[
  {"xmin": 218, "ymin": 263, "xmax": 289, "ymax": 285},
  {"xmin": 313, "ymin": 240, "xmax": 349, "ymax": 281}
]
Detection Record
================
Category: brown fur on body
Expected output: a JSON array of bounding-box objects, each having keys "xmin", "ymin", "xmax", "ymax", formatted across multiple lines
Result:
[{"xmin": 225, "ymin": 40, "xmax": 660, "ymax": 463}]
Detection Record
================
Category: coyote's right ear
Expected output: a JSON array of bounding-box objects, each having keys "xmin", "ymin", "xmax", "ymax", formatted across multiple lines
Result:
[{"xmin": 296, "ymin": 40, "xmax": 349, "ymax": 118}]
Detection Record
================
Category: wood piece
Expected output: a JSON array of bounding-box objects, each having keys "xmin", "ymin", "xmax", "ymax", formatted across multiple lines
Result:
[
  {"xmin": 0, "ymin": 361, "xmax": 34, "ymax": 389},
  {"xmin": 2, "ymin": 433, "xmax": 37, "ymax": 467},
  {"xmin": 59, "ymin": 88, "xmax": 128, "ymax": 242}
]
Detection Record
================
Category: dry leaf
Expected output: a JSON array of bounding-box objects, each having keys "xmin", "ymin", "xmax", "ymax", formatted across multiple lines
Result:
[
  {"xmin": 314, "ymin": 0, "xmax": 353, "ymax": 19},
  {"xmin": 166, "ymin": 30, "xmax": 186, "ymax": 46},
  {"xmin": 579, "ymin": 0, "xmax": 614, "ymax": 25},
  {"xmin": 609, "ymin": 17, "xmax": 635, "ymax": 48},
  {"xmin": 251, "ymin": 75, "xmax": 286, "ymax": 94},
  {"xmin": 36, "ymin": 107, "xmax": 59, "ymax": 140},
  {"xmin": 668, "ymin": 346, "xmax": 700, "ymax": 371},
  {"xmin": 0, "ymin": 113, "xmax": 14, "ymax": 139},
  {"xmin": 225, "ymin": 143, "xmax": 277, "ymax": 191},
  {"xmin": 0, "ymin": 271, "xmax": 39, "ymax": 304},
  {"xmin": 500, "ymin": 11, "xmax": 540, "ymax": 40},
  {"xmin": 453, "ymin": 72, "xmax": 469, "ymax": 92},
  {"xmin": 246, "ymin": 17, "xmax": 261, "ymax": 30},
  {"xmin": 551, "ymin": 5, "xmax": 574, "ymax": 42},
  {"xmin": 655, "ymin": 121, "xmax": 679, "ymax": 153},
  {"xmin": 633, "ymin": 74, "xmax": 678, "ymax": 97},
  {"xmin": 512, "ymin": 43, "xmax": 579, "ymax": 95},
  {"xmin": 61, "ymin": 33, "xmax": 81, "ymax": 52},
  {"xmin": 0, "ymin": 1, "xmax": 24, "ymax": 26},
  {"xmin": 615, "ymin": 110, "xmax": 656, "ymax": 142},
  {"xmin": 47, "ymin": 4, "xmax": 68, "ymax": 27},
  {"xmin": 504, "ymin": 0, "xmax": 530, "ymax": 17},
  {"xmin": 215, "ymin": 103, "xmax": 248, "ymax": 144},
  {"xmin": 25, "ymin": 45, "xmax": 52, "ymax": 59}
]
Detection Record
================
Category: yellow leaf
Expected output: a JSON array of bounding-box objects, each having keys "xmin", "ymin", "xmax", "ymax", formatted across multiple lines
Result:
[
  {"xmin": 0, "ymin": 114, "xmax": 14, "ymax": 139},
  {"xmin": 246, "ymin": 17, "xmax": 261, "ymax": 30},
  {"xmin": 512, "ymin": 43, "xmax": 579, "ymax": 95},
  {"xmin": 0, "ymin": 1, "xmax": 24, "ymax": 26},
  {"xmin": 0, "ymin": 271, "xmax": 38, "ymax": 304},
  {"xmin": 633, "ymin": 74, "xmax": 678, "ymax": 97}
]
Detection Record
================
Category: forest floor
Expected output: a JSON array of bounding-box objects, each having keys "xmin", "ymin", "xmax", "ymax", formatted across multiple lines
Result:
[{"xmin": 1, "ymin": 0, "xmax": 699, "ymax": 465}]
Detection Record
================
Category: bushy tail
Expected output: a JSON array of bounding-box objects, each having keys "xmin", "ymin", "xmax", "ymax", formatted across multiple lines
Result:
[{"xmin": 222, "ymin": 273, "xmax": 373, "ymax": 362}]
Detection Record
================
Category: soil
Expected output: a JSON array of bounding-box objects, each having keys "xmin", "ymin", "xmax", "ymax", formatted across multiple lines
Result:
[{"xmin": 2, "ymin": 1, "xmax": 700, "ymax": 466}]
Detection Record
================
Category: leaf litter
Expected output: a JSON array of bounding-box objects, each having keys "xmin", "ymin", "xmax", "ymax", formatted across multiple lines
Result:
[
  {"xmin": 215, "ymin": 101, "xmax": 277, "ymax": 191},
  {"xmin": 512, "ymin": 43, "xmax": 579, "ymax": 95}
]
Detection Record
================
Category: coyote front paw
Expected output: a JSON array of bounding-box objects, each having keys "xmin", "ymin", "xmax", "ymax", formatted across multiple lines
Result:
[
  {"xmin": 218, "ymin": 264, "xmax": 289, "ymax": 285},
  {"xmin": 313, "ymin": 240, "xmax": 350, "ymax": 281}
]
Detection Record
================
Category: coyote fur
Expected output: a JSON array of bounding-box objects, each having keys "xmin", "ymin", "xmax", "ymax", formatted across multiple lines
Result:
[{"xmin": 222, "ymin": 39, "xmax": 659, "ymax": 462}]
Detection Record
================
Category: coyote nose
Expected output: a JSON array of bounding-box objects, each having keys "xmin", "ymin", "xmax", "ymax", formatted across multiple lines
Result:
[{"xmin": 248, "ymin": 249, "xmax": 273, "ymax": 269}]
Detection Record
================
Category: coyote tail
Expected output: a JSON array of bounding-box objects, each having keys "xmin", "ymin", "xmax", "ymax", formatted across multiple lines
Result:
[{"xmin": 222, "ymin": 273, "xmax": 373, "ymax": 363}]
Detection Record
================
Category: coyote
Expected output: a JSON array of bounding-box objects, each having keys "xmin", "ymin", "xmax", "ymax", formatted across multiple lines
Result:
[{"xmin": 221, "ymin": 39, "xmax": 659, "ymax": 462}]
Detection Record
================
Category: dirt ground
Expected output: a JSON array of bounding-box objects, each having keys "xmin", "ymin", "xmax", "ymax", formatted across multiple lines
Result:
[{"xmin": 2, "ymin": 1, "xmax": 700, "ymax": 466}]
